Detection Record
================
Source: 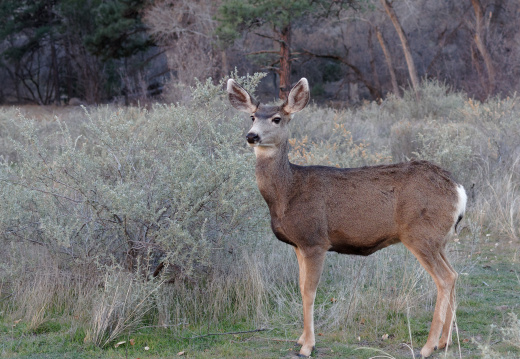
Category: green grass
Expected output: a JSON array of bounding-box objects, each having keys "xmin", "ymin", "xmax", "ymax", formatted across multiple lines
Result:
[
  {"xmin": 1, "ymin": 242, "xmax": 518, "ymax": 359},
  {"xmin": 454, "ymin": 251, "xmax": 520, "ymax": 358}
]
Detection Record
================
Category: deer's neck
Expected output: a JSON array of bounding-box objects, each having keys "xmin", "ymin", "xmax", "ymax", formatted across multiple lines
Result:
[{"xmin": 254, "ymin": 141, "xmax": 293, "ymax": 217}]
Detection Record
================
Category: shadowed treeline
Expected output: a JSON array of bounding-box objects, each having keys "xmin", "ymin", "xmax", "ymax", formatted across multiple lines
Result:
[{"xmin": 1, "ymin": 0, "xmax": 519, "ymax": 105}]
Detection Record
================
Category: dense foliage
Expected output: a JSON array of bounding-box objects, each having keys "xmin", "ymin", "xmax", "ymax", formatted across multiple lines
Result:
[{"xmin": 0, "ymin": 0, "xmax": 154, "ymax": 104}]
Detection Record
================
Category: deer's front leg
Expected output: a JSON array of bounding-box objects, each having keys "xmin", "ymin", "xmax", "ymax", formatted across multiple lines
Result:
[
  {"xmin": 294, "ymin": 247, "xmax": 306, "ymax": 346},
  {"xmin": 297, "ymin": 247, "xmax": 327, "ymax": 357}
]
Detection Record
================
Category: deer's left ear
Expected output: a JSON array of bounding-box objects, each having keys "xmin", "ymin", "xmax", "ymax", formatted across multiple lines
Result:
[{"xmin": 283, "ymin": 78, "xmax": 310, "ymax": 114}]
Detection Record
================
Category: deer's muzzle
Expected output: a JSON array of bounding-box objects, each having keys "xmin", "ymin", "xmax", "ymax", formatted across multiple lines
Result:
[{"xmin": 246, "ymin": 132, "xmax": 260, "ymax": 144}]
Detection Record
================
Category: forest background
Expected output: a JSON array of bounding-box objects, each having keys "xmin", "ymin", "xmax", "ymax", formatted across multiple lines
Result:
[
  {"xmin": 1, "ymin": 0, "xmax": 519, "ymax": 105},
  {"xmin": 0, "ymin": 1, "xmax": 519, "ymax": 358}
]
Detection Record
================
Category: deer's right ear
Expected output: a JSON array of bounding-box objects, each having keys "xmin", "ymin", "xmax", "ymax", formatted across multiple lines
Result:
[{"xmin": 227, "ymin": 79, "xmax": 259, "ymax": 113}]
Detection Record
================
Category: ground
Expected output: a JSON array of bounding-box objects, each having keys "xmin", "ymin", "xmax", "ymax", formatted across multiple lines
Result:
[{"xmin": 1, "ymin": 240, "xmax": 518, "ymax": 359}]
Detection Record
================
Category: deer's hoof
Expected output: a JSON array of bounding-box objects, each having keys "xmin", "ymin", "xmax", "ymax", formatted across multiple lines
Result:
[
  {"xmin": 296, "ymin": 334, "xmax": 305, "ymax": 346},
  {"xmin": 298, "ymin": 345, "xmax": 315, "ymax": 357},
  {"xmin": 420, "ymin": 344, "xmax": 437, "ymax": 358},
  {"xmin": 438, "ymin": 339, "xmax": 452, "ymax": 349}
]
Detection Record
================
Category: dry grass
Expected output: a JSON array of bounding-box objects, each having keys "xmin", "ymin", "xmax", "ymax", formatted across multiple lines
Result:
[
  {"xmin": 85, "ymin": 266, "xmax": 164, "ymax": 348},
  {"xmin": 0, "ymin": 243, "xmax": 98, "ymax": 334},
  {"xmin": 482, "ymin": 159, "xmax": 520, "ymax": 242}
]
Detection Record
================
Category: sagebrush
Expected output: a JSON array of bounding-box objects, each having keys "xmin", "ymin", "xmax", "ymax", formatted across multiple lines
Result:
[{"xmin": 0, "ymin": 78, "xmax": 518, "ymax": 353}]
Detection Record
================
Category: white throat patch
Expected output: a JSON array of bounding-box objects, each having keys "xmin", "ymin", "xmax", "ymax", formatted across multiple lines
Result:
[{"xmin": 254, "ymin": 146, "xmax": 278, "ymax": 158}]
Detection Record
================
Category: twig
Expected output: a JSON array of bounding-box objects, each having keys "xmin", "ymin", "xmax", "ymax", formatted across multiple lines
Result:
[
  {"xmin": 1, "ymin": 179, "xmax": 82, "ymax": 203},
  {"xmin": 252, "ymin": 337, "xmax": 295, "ymax": 342},
  {"xmin": 253, "ymin": 32, "xmax": 282, "ymax": 43},
  {"xmin": 0, "ymin": 293, "xmax": 13, "ymax": 302},
  {"xmin": 186, "ymin": 328, "xmax": 271, "ymax": 339},
  {"xmin": 246, "ymin": 50, "xmax": 279, "ymax": 56}
]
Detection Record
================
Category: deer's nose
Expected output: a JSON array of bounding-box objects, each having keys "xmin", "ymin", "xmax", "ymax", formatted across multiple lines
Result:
[{"xmin": 246, "ymin": 132, "xmax": 260, "ymax": 144}]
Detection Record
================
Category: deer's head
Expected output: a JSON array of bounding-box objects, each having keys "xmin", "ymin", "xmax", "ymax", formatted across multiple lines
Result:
[{"xmin": 227, "ymin": 78, "xmax": 310, "ymax": 155}]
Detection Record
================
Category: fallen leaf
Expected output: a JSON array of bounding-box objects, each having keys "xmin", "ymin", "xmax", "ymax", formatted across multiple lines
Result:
[
  {"xmin": 130, "ymin": 338, "xmax": 135, "ymax": 345},
  {"xmin": 330, "ymin": 297, "xmax": 337, "ymax": 303},
  {"xmin": 114, "ymin": 341, "xmax": 126, "ymax": 348},
  {"xmin": 177, "ymin": 351, "xmax": 185, "ymax": 356},
  {"xmin": 463, "ymin": 339, "xmax": 469, "ymax": 343},
  {"xmin": 359, "ymin": 318, "xmax": 366, "ymax": 325},
  {"xmin": 318, "ymin": 333, "xmax": 323, "ymax": 336}
]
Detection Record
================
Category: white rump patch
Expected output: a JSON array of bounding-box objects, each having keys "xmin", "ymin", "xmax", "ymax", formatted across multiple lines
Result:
[
  {"xmin": 455, "ymin": 184, "xmax": 467, "ymax": 217},
  {"xmin": 452, "ymin": 184, "xmax": 467, "ymax": 233}
]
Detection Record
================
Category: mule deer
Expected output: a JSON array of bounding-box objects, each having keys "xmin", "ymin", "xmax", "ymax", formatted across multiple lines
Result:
[{"xmin": 227, "ymin": 78, "xmax": 467, "ymax": 358}]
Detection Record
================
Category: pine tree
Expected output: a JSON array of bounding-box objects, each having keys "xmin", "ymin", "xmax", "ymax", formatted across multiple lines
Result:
[
  {"xmin": 217, "ymin": 0, "xmax": 360, "ymax": 100},
  {"xmin": 85, "ymin": 0, "xmax": 153, "ymax": 61}
]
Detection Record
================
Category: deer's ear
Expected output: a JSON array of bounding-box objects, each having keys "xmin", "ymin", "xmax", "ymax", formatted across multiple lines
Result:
[
  {"xmin": 284, "ymin": 78, "xmax": 310, "ymax": 114},
  {"xmin": 227, "ymin": 79, "xmax": 259, "ymax": 113}
]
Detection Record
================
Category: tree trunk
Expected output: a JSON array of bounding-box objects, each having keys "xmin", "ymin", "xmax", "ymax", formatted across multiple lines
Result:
[
  {"xmin": 470, "ymin": 0, "xmax": 496, "ymax": 96},
  {"xmin": 380, "ymin": 0, "xmax": 419, "ymax": 99},
  {"xmin": 278, "ymin": 24, "xmax": 291, "ymax": 101},
  {"xmin": 63, "ymin": 39, "xmax": 74, "ymax": 102},
  {"xmin": 375, "ymin": 27, "xmax": 400, "ymax": 98},
  {"xmin": 50, "ymin": 33, "xmax": 61, "ymax": 106},
  {"xmin": 470, "ymin": 44, "xmax": 486, "ymax": 99},
  {"xmin": 221, "ymin": 50, "xmax": 228, "ymax": 79},
  {"xmin": 367, "ymin": 28, "xmax": 382, "ymax": 99}
]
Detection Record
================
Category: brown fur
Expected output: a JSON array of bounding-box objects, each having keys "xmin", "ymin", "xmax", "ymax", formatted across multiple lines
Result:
[{"xmin": 227, "ymin": 78, "xmax": 466, "ymax": 358}]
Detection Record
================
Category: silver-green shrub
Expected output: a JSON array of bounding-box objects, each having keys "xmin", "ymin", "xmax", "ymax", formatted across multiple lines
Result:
[
  {"xmin": 0, "ymin": 73, "xmax": 269, "ymax": 281},
  {"xmin": 0, "ymin": 76, "xmax": 518, "ymax": 350}
]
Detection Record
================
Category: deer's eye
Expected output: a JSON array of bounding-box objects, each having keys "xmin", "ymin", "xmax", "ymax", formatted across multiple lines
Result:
[
  {"xmin": 250, "ymin": 116, "xmax": 255, "ymax": 122},
  {"xmin": 272, "ymin": 117, "xmax": 281, "ymax": 124}
]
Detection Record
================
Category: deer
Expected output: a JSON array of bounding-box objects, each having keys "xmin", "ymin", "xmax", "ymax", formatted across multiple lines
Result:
[{"xmin": 227, "ymin": 77, "xmax": 467, "ymax": 358}]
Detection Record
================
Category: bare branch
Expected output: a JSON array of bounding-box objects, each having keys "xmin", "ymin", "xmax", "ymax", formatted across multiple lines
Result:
[
  {"xmin": 301, "ymin": 49, "xmax": 382, "ymax": 100},
  {"xmin": 253, "ymin": 32, "xmax": 283, "ymax": 44},
  {"xmin": 246, "ymin": 50, "xmax": 279, "ymax": 56}
]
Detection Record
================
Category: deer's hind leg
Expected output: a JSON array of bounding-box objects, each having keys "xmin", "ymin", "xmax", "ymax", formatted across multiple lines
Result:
[
  {"xmin": 437, "ymin": 250, "xmax": 458, "ymax": 350},
  {"xmin": 403, "ymin": 238, "xmax": 458, "ymax": 358}
]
